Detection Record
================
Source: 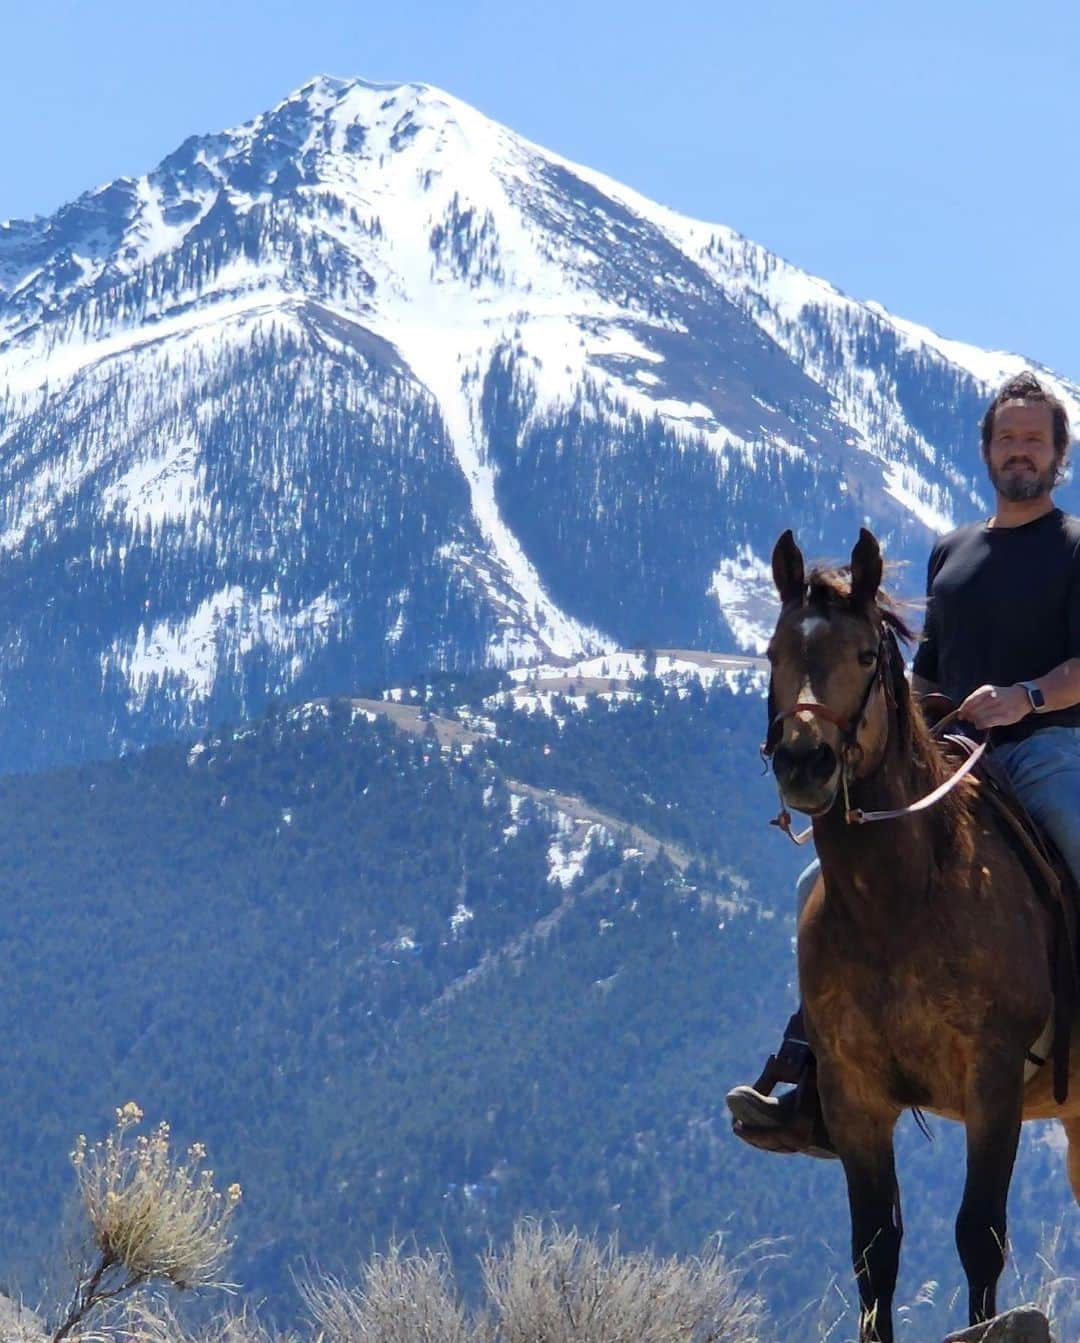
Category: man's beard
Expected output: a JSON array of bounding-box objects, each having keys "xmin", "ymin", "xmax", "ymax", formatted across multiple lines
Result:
[{"xmin": 988, "ymin": 458, "xmax": 1060, "ymax": 501}]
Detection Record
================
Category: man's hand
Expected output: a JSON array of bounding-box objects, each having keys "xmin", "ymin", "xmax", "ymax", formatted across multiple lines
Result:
[{"xmin": 956, "ymin": 683, "xmax": 1031, "ymax": 729}]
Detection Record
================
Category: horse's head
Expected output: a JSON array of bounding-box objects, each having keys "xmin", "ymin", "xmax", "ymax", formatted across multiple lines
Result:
[{"xmin": 764, "ymin": 527, "xmax": 908, "ymax": 816}]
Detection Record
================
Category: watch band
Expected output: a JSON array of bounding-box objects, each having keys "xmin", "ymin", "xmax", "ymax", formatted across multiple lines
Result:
[{"xmin": 1020, "ymin": 680, "xmax": 1047, "ymax": 713}]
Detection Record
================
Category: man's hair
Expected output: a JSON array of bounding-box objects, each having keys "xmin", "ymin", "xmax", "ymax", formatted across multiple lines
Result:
[{"xmin": 980, "ymin": 370, "xmax": 1071, "ymax": 458}]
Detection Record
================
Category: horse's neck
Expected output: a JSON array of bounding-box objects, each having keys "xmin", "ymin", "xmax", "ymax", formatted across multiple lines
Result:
[{"xmin": 813, "ymin": 737, "xmax": 944, "ymax": 918}]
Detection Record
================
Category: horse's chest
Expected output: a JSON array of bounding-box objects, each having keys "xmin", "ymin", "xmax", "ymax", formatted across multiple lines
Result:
[{"xmin": 805, "ymin": 960, "xmax": 973, "ymax": 1106}]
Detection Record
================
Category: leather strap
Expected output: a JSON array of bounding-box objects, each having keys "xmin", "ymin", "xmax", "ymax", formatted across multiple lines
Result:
[{"xmin": 846, "ymin": 740, "xmax": 986, "ymax": 824}]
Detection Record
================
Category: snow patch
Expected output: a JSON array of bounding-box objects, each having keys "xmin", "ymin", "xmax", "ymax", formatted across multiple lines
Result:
[
  {"xmin": 450, "ymin": 903, "xmax": 474, "ymax": 934},
  {"xmin": 107, "ymin": 586, "xmax": 341, "ymax": 707},
  {"xmin": 710, "ymin": 548, "xmax": 778, "ymax": 654},
  {"xmin": 547, "ymin": 817, "xmax": 606, "ymax": 888},
  {"xmin": 882, "ymin": 461, "xmax": 957, "ymax": 536},
  {"xmin": 102, "ymin": 432, "xmax": 207, "ymax": 530}
]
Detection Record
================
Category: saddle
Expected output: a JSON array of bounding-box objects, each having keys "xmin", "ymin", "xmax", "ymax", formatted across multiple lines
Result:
[{"xmin": 921, "ymin": 696, "xmax": 1080, "ymax": 1104}]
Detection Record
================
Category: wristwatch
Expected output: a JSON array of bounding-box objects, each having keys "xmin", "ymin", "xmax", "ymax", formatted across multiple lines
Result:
[{"xmin": 1019, "ymin": 680, "xmax": 1048, "ymax": 713}]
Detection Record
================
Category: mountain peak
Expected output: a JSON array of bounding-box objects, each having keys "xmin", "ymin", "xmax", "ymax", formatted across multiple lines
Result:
[
  {"xmin": 267, "ymin": 73, "xmax": 472, "ymax": 134},
  {"xmin": 293, "ymin": 73, "xmax": 356, "ymax": 99},
  {"xmin": 2, "ymin": 72, "xmax": 1079, "ymax": 776},
  {"xmin": 287, "ymin": 73, "xmax": 438, "ymax": 104}
]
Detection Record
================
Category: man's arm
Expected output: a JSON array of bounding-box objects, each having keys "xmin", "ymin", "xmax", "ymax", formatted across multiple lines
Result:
[
  {"xmin": 957, "ymin": 658, "xmax": 1080, "ymax": 729},
  {"xmin": 1028, "ymin": 657, "xmax": 1080, "ymax": 709}
]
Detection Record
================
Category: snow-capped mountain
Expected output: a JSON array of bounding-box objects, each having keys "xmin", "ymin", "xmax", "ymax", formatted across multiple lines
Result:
[{"xmin": 1, "ymin": 74, "xmax": 1076, "ymax": 770}]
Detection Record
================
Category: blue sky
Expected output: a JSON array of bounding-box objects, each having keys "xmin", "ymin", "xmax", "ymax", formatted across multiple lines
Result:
[{"xmin": 3, "ymin": 0, "xmax": 1078, "ymax": 376}]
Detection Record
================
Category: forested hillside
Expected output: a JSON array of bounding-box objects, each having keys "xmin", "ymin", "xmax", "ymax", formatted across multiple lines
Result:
[{"xmin": 0, "ymin": 678, "xmax": 1073, "ymax": 1331}]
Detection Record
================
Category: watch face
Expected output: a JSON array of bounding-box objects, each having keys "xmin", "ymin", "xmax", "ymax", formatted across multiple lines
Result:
[{"xmin": 1027, "ymin": 683, "xmax": 1046, "ymax": 710}]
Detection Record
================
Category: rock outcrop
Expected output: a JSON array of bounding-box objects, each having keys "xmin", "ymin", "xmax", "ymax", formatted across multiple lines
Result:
[{"xmin": 944, "ymin": 1304, "xmax": 1053, "ymax": 1343}]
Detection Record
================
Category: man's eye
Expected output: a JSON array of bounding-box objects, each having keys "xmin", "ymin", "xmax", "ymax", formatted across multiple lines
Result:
[{"xmin": 858, "ymin": 649, "xmax": 877, "ymax": 667}]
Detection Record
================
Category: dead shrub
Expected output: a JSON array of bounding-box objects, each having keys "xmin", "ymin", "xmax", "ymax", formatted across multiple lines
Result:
[
  {"xmin": 301, "ymin": 1243, "xmax": 471, "ymax": 1343},
  {"xmin": 479, "ymin": 1220, "xmax": 764, "ymax": 1343},
  {"xmin": 51, "ymin": 1102, "xmax": 240, "ymax": 1343}
]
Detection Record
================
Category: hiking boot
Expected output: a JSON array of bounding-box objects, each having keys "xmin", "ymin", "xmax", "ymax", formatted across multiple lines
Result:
[{"xmin": 725, "ymin": 1032, "xmax": 838, "ymax": 1160}]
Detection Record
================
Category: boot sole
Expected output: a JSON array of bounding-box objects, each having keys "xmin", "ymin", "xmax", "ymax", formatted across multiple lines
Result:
[
  {"xmin": 725, "ymin": 1087, "xmax": 839, "ymax": 1160},
  {"xmin": 725, "ymin": 1085, "xmax": 786, "ymax": 1128}
]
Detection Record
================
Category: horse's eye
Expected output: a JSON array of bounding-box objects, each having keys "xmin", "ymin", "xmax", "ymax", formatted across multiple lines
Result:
[{"xmin": 858, "ymin": 649, "xmax": 877, "ymax": 668}]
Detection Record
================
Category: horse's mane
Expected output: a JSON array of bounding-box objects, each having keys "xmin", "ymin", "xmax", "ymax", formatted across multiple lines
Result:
[
  {"xmin": 802, "ymin": 564, "xmax": 972, "ymax": 851},
  {"xmin": 803, "ymin": 563, "xmax": 916, "ymax": 643}
]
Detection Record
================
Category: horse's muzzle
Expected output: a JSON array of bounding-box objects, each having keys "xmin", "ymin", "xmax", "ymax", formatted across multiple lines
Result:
[{"xmin": 772, "ymin": 741, "xmax": 841, "ymax": 815}]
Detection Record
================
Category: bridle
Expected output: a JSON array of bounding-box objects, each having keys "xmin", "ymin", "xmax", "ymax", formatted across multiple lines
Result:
[
  {"xmin": 763, "ymin": 630, "xmax": 888, "ymax": 762},
  {"xmin": 763, "ymin": 622, "xmax": 985, "ymax": 844}
]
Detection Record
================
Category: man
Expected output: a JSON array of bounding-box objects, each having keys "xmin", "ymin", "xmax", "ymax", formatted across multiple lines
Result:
[{"xmin": 726, "ymin": 370, "xmax": 1080, "ymax": 1157}]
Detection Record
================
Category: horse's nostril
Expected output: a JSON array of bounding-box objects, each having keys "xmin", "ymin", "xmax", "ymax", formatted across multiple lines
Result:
[
  {"xmin": 774, "ymin": 742, "xmax": 838, "ymax": 788},
  {"xmin": 807, "ymin": 742, "xmax": 837, "ymax": 783},
  {"xmin": 772, "ymin": 745, "xmax": 795, "ymax": 783}
]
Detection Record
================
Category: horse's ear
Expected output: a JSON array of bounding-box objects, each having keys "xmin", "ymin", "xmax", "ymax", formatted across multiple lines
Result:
[
  {"xmin": 850, "ymin": 528, "xmax": 883, "ymax": 607},
  {"xmin": 772, "ymin": 530, "xmax": 805, "ymax": 605}
]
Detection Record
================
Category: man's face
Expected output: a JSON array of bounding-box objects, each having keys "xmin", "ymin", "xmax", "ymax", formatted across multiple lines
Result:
[{"xmin": 985, "ymin": 399, "xmax": 1060, "ymax": 501}]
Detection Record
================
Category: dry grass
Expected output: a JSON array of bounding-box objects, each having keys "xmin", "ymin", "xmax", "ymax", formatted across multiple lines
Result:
[
  {"xmin": 0, "ymin": 1293, "xmax": 47, "ymax": 1343},
  {"xmin": 300, "ymin": 1243, "xmax": 471, "ymax": 1343},
  {"xmin": 299, "ymin": 1222, "xmax": 765, "ymax": 1343},
  {"xmin": 791, "ymin": 1221, "xmax": 1078, "ymax": 1341},
  {"xmin": 480, "ymin": 1220, "xmax": 765, "ymax": 1343},
  {"xmin": 29, "ymin": 1106, "xmax": 765, "ymax": 1343},
  {"xmin": 1011, "ymin": 1221, "xmax": 1079, "ymax": 1341},
  {"xmin": 82, "ymin": 1297, "xmax": 297, "ymax": 1343}
]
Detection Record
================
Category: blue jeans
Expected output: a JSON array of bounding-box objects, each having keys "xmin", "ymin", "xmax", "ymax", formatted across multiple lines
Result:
[
  {"xmin": 992, "ymin": 726, "xmax": 1080, "ymax": 883},
  {"xmin": 795, "ymin": 725, "xmax": 1080, "ymax": 914}
]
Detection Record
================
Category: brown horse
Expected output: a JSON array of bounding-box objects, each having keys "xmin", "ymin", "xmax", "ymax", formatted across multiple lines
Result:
[{"xmin": 765, "ymin": 527, "xmax": 1080, "ymax": 1343}]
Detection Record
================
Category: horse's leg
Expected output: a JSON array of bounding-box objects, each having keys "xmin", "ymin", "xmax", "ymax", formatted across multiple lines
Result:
[
  {"xmin": 823, "ymin": 1081, "xmax": 901, "ymax": 1343},
  {"xmin": 956, "ymin": 1061, "xmax": 1024, "ymax": 1326},
  {"xmin": 1062, "ymin": 1118, "xmax": 1080, "ymax": 1203}
]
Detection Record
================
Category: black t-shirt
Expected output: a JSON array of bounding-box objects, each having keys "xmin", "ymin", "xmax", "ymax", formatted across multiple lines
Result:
[{"xmin": 911, "ymin": 508, "xmax": 1080, "ymax": 743}]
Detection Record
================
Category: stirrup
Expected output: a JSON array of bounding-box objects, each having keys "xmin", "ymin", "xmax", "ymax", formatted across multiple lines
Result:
[
  {"xmin": 726, "ymin": 1046, "xmax": 837, "ymax": 1160},
  {"xmin": 750, "ymin": 1036, "xmax": 814, "ymax": 1095}
]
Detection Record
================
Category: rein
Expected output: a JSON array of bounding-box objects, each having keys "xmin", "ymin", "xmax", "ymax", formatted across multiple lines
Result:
[{"xmin": 763, "ymin": 636, "xmax": 985, "ymax": 845}]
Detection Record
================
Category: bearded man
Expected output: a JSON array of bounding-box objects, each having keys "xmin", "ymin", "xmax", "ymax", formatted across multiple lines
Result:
[{"xmin": 726, "ymin": 370, "xmax": 1080, "ymax": 1157}]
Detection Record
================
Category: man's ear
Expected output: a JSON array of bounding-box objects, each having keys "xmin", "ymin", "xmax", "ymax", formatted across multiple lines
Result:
[
  {"xmin": 772, "ymin": 530, "xmax": 805, "ymax": 605},
  {"xmin": 850, "ymin": 528, "xmax": 883, "ymax": 607}
]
